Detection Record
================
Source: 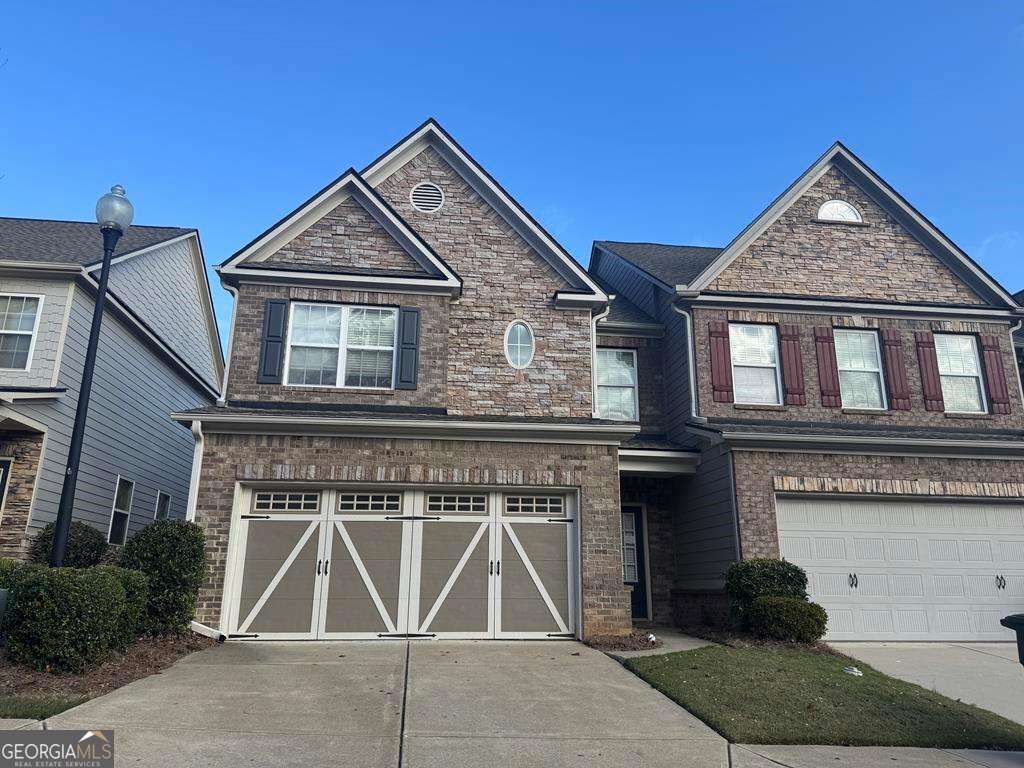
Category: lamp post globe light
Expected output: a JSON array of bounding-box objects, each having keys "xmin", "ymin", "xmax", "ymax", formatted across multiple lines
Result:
[{"xmin": 49, "ymin": 186, "xmax": 133, "ymax": 567}]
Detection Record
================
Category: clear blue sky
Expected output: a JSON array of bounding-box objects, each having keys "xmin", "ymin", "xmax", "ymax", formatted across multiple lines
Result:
[{"xmin": 2, "ymin": 2, "xmax": 1022, "ymax": 344}]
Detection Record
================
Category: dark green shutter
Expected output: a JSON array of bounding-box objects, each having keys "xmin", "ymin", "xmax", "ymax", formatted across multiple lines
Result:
[
  {"xmin": 257, "ymin": 299, "xmax": 289, "ymax": 384},
  {"xmin": 396, "ymin": 308, "xmax": 420, "ymax": 390}
]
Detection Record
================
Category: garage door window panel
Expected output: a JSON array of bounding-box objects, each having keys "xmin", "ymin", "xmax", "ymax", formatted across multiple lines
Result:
[
  {"xmin": 729, "ymin": 324, "xmax": 782, "ymax": 405},
  {"xmin": 934, "ymin": 334, "xmax": 987, "ymax": 413},
  {"xmin": 834, "ymin": 329, "xmax": 886, "ymax": 410}
]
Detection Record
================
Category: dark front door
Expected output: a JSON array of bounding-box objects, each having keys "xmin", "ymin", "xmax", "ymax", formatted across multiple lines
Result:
[{"xmin": 620, "ymin": 504, "xmax": 649, "ymax": 620}]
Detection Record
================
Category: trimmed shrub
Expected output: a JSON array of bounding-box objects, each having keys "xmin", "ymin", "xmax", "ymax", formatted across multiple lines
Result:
[
  {"xmin": 748, "ymin": 596, "xmax": 828, "ymax": 643},
  {"xmin": 0, "ymin": 557, "xmax": 20, "ymax": 589},
  {"xmin": 95, "ymin": 566, "xmax": 149, "ymax": 649},
  {"xmin": 27, "ymin": 521, "xmax": 109, "ymax": 568},
  {"xmin": 3, "ymin": 567, "xmax": 125, "ymax": 672},
  {"xmin": 120, "ymin": 520, "xmax": 205, "ymax": 635},
  {"xmin": 725, "ymin": 558, "xmax": 808, "ymax": 626}
]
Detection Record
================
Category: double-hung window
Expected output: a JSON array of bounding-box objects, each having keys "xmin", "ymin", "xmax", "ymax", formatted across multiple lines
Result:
[
  {"xmin": 0, "ymin": 294, "xmax": 42, "ymax": 370},
  {"xmin": 934, "ymin": 333, "xmax": 986, "ymax": 413},
  {"xmin": 109, "ymin": 476, "xmax": 135, "ymax": 545},
  {"xmin": 285, "ymin": 303, "xmax": 398, "ymax": 389},
  {"xmin": 834, "ymin": 329, "xmax": 886, "ymax": 410},
  {"xmin": 729, "ymin": 323, "xmax": 782, "ymax": 405},
  {"xmin": 596, "ymin": 348, "xmax": 638, "ymax": 421}
]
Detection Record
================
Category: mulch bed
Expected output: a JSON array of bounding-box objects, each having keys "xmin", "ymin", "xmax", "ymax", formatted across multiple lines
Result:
[
  {"xmin": 0, "ymin": 634, "xmax": 217, "ymax": 700},
  {"xmin": 586, "ymin": 629, "xmax": 664, "ymax": 651}
]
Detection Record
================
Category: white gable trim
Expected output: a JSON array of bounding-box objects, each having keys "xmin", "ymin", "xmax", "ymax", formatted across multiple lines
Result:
[
  {"xmin": 686, "ymin": 143, "xmax": 1020, "ymax": 309},
  {"xmin": 362, "ymin": 119, "xmax": 607, "ymax": 304},
  {"xmin": 219, "ymin": 169, "xmax": 461, "ymax": 294}
]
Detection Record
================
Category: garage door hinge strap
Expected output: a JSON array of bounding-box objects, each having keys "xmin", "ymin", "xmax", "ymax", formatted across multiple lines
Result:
[
  {"xmin": 546, "ymin": 632, "xmax": 574, "ymax": 638},
  {"xmin": 377, "ymin": 633, "xmax": 438, "ymax": 638},
  {"xmin": 241, "ymin": 514, "xmax": 271, "ymax": 520},
  {"xmin": 228, "ymin": 633, "xmax": 259, "ymax": 638},
  {"xmin": 546, "ymin": 518, "xmax": 574, "ymax": 523},
  {"xmin": 384, "ymin": 516, "xmax": 442, "ymax": 521}
]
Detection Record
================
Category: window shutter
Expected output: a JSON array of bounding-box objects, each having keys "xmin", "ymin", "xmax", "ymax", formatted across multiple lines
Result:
[
  {"xmin": 914, "ymin": 331, "xmax": 945, "ymax": 411},
  {"xmin": 813, "ymin": 327, "xmax": 842, "ymax": 407},
  {"xmin": 880, "ymin": 328, "xmax": 911, "ymax": 410},
  {"xmin": 708, "ymin": 321, "xmax": 734, "ymax": 403},
  {"xmin": 257, "ymin": 299, "xmax": 289, "ymax": 384},
  {"xmin": 395, "ymin": 307, "xmax": 420, "ymax": 390},
  {"xmin": 979, "ymin": 334, "xmax": 1011, "ymax": 414},
  {"xmin": 778, "ymin": 324, "xmax": 806, "ymax": 406}
]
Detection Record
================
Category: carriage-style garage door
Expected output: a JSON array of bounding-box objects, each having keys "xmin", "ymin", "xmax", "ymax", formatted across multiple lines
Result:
[
  {"xmin": 777, "ymin": 497, "xmax": 1024, "ymax": 641},
  {"xmin": 226, "ymin": 488, "xmax": 576, "ymax": 640}
]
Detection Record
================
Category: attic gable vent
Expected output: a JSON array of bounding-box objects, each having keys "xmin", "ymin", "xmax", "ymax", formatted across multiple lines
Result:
[{"xmin": 410, "ymin": 182, "xmax": 444, "ymax": 213}]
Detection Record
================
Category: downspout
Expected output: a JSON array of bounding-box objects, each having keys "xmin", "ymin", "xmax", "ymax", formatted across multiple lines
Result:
[
  {"xmin": 590, "ymin": 304, "xmax": 611, "ymax": 418},
  {"xmin": 1009, "ymin": 319, "xmax": 1024, "ymax": 410},
  {"xmin": 670, "ymin": 301, "xmax": 707, "ymax": 424},
  {"xmin": 217, "ymin": 283, "xmax": 240, "ymax": 406},
  {"xmin": 185, "ymin": 420, "xmax": 204, "ymax": 523}
]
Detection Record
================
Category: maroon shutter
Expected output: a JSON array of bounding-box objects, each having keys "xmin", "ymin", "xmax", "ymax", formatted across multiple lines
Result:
[
  {"xmin": 709, "ymin": 321, "xmax": 734, "ymax": 403},
  {"xmin": 778, "ymin": 324, "xmax": 806, "ymax": 405},
  {"xmin": 915, "ymin": 331, "xmax": 945, "ymax": 412},
  {"xmin": 813, "ymin": 327, "xmax": 842, "ymax": 407},
  {"xmin": 979, "ymin": 334, "xmax": 1011, "ymax": 414},
  {"xmin": 879, "ymin": 328, "xmax": 911, "ymax": 410}
]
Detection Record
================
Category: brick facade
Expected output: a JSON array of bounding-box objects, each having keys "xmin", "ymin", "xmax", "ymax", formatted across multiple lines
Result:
[
  {"xmin": 0, "ymin": 432, "xmax": 43, "ymax": 559},
  {"xmin": 707, "ymin": 166, "xmax": 985, "ymax": 305},
  {"xmin": 732, "ymin": 450, "xmax": 1024, "ymax": 558},
  {"xmin": 193, "ymin": 431, "xmax": 631, "ymax": 638},
  {"xmin": 597, "ymin": 334, "xmax": 666, "ymax": 434},
  {"xmin": 692, "ymin": 306, "xmax": 1024, "ymax": 429}
]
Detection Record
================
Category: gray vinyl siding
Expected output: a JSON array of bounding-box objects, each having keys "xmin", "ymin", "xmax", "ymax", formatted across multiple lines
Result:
[
  {"xmin": 674, "ymin": 443, "xmax": 739, "ymax": 590},
  {"xmin": 654, "ymin": 294, "xmax": 697, "ymax": 446},
  {"xmin": 0, "ymin": 277, "xmax": 72, "ymax": 388},
  {"xmin": 13, "ymin": 283, "xmax": 209, "ymax": 540},
  {"xmin": 106, "ymin": 236, "xmax": 219, "ymax": 386}
]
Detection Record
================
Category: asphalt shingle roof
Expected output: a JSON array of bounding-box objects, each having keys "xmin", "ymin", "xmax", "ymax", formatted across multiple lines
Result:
[
  {"xmin": 0, "ymin": 217, "xmax": 192, "ymax": 265},
  {"xmin": 595, "ymin": 240, "xmax": 723, "ymax": 288}
]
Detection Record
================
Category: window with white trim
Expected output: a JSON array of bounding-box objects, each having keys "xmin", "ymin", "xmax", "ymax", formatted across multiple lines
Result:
[
  {"xmin": 253, "ymin": 491, "xmax": 320, "ymax": 513},
  {"xmin": 817, "ymin": 199, "xmax": 862, "ymax": 223},
  {"xmin": 427, "ymin": 495, "xmax": 487, "ymax": 513},
  {"xmin": 834, "ymin": 329, "xmax": 886, "ymax": 410},
  {"xmin": 934, "ymin": 333, "xmax": 987, "ymax": 413},
  {"xmin": 155, "ymin": 490, "xmax": 172, "ymax": 520},
  {"xmin": 0, "ymin": 294, "xmax": 42, "ymax": 370},
  {"xmin": 595, "ymin": 348, "xmax": 638, "ymax": 421},
  {"xmin": 504, "ymin": 321, "xmax": 534, "ymax": 369},
  {"xmin": 729, "ymin": 323, "xmax": 782, "ymax": 405},
  {"xmin": 285, "ymin": 303, "xmax": 397, "ymax": 389},
  {"xmin": 109, "ymin": 477, "xmax": 134, "ymax": 545},
  {"xmin": 504, "ymin": 495, "xmax": 564, "ymax": 515},
  {"xmin": 620, "ymin": 512, "xmax": 638, "ymax": 583},
  {"xmin": 338, "ymin": 493, "xmax": 402, "ymax": 513}
]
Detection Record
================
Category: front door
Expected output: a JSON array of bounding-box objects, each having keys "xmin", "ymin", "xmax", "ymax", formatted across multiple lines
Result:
[{"xmin": 621, "ymin": 504, "xmax": 649, "ymax": 620}]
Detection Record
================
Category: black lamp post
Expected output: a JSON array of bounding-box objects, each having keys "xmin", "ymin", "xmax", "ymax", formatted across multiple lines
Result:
[{"xmin": 49, "ymin": 186, "xmax": 134, "ymax": 567}]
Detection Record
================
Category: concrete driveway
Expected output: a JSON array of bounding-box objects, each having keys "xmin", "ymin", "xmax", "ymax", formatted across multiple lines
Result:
[
  {"xmin": 831, "ymin": 642, "xmax": 1024, "ymax": 725},
  {"xmin": 46, "ymin": 641, "xmax": 726, "ymax": 767}
]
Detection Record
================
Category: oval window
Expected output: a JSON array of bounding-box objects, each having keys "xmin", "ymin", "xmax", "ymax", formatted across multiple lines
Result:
[{"xmin": 504, "ymin": 321, "xmax": 535, "ymax": 369}]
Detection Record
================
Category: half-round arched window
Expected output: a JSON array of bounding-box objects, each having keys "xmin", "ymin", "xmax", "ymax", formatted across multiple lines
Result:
[
  {"xmin": 504, "ymin": 321, "xmax": 535, "ymax": 369},
  {"xmin": 817, "ymin": 199, "xmax": 862, "ymax": 223}
]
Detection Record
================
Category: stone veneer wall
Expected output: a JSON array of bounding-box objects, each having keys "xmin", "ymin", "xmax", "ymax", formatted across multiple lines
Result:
[
  {"xmin": 0, "ymin": 432, "xmax": 43, "ymax": 559},
  {"xmin": 193, "ymin": 432, "xmax": 631, "ymax": 638},
  {"xmin": 732, "ymin": 450, "xmax": 1024, "ymax": 558}
]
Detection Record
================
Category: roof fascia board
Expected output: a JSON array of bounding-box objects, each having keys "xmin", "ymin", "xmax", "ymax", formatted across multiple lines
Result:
[
  {"xmin": 171, "ymin": 411, "xmax": 639, "ymax": 445},
  {"xmin": 0, "ymin": 261, "xmax": 83, "ymax": 277},
  {"xmin": 218, "ymin": 266, "xmax": 460, "ymax": 295},
  {"xmin": 591, "ymin": 244, "xmax": 675, "ymax": 294},
  {"xmin": 691, "ymin": 292, "xmax": 1021, "ymax": 321},
  {"xmin": 362, "ymin": 120, "xmax": 607, "ymax": 302},
  {"xmin": 719, "ymin": 429, "xmax": 1024, "ymax": 459}
]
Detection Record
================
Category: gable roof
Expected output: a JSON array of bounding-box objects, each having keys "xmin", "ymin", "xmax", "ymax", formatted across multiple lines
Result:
[
  {"xmin": 362, "ymin": 118, "xmax": 607, "ymax": 308},
  {"xmin": 593, "ymin": 241, "xmax": 723, "ymax": 290},
  {"xmin": 686, "ymin": 142, "xmax": 1020, "ymax": 308},
  {"xmin": 219, "ymin": 168, "xmax": 461, "ymax": 294},
  {"xmin": 0, "ymin": 217, "xmax": 193, "ymax": 266}
]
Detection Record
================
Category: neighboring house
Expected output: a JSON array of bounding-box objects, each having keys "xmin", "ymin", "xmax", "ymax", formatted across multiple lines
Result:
[
  {"xmin": 591, "ymin": 143, "xmax": 1024, "ymax": 641},
  {"xmin": 0, "ymin": 218, "xmax": 223, "ymax": 558}
]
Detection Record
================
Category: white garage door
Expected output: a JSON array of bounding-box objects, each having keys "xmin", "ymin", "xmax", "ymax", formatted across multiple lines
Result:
[{"xmin": 776, "ymin": 497, "xmax": 1024, "ymax": 641}]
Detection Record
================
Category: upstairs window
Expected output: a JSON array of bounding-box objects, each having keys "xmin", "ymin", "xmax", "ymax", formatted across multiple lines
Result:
[
  {"xmin": 729, "ymin": 323, "xmax": 782, "ymax": 405},
  {"xmin": 834, "ymin": 329, "xmax": 886, "ymax": 410},
  {"xmin": 817, "ymin": 199, "xmax": 862, "ymax": 223},
  {"xmin": 0, "ymin": 294, "xmax": 42, "ymax": 370},
  {"xmin": 504, "ymin": 321, "xmax": 535, "ymax": 369},
  {"xmin": 934, "ymin": 333, "xmax": 986, "ymax": 413},
  {"xmin": 108, "ymin": 476, "xmax": 134, "ymax": 545},
  {"xmin": 596, "ymin": 348, "xmax": 638, "ymax": 421},
  {"xmin": 285, "ymin": 303, "xmax": 397, "ymax": 389}
]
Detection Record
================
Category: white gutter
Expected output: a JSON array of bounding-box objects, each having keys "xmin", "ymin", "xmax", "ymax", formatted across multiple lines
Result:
[
  {"xmin": 218, "ymin": 284, "xmax": 240, "ymax": 405},
  {"xmin": 670, "ymin": 303, "xmax": 707, "ymax": 423},
  {"xmin": 185, "ymin": 420, "xmax": 205, "ymax": 522},
  {"xmin": 590, "ymin": 304, "xmax": 611, "ymax": 418}
]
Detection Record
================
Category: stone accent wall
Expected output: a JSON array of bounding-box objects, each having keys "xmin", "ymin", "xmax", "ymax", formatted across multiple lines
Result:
[
  {"xmin": 598, "ymin": 334, "xmax": 665, "ymax": 434},
  {"xmin": 732, "ymin": 450, "xmax": 1024, "ymax": 558},
  {"xmin": 621, "ymin": 475, "xmax": 675, "ymax": 624},
  {"xmin": 692, "ymin": 306, "xmax": 1024, "ymax": 429},
  {"xmin": 375, "ymin": 147, "xmax": 594, "ymax": 418},
  {"xmin": 0, "ymin": 432, "xmax": 43, "ymax": 559},
  {"xmin": 707, "ymin": 165, "xmax": 985, "ymax": 305},
  {"xmin": 774, "ymin": 475, "xmax": 1024, "ymax": 499},
  {"xmin": 193, "ymin": 432, "xmax": 631, "ymax": 638},
  {"xmin": 226, "ymin": 282, "xmax": 449, "ymax": 408},
  {"xmin": 264, "ymin": 197, "xmax": 425, "ymax": 274}
]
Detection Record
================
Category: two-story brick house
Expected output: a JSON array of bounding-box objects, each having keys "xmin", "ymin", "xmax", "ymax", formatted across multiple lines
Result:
[{"xmin": 592, "ymin": 143, "xmax": 1024, "ymax": 640}]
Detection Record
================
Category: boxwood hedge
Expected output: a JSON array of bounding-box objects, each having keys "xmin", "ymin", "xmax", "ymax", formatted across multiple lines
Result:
[{"xmin": 748, "ymin": 596, "xmax": 829, "ymax": 643}]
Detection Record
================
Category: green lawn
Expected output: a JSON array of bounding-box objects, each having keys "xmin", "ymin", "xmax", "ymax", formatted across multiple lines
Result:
[
  {"xmin": 0, "ymin": 695, "xmax": 87, "ymax": 720},
  {"xmin": 625, "ymin": 645, "xmax": 1024, "ymax": 749}
]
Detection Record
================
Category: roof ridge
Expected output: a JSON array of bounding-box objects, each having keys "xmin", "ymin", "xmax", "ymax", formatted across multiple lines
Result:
[{"xmin": 597, "ymin": 239, "xmax": 722, "ymax": 250}]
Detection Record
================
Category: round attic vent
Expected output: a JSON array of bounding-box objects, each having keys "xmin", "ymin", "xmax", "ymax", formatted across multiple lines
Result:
[{"xmin": 410, "ymin": 182, "xmax": 444, "ymax": 213}]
